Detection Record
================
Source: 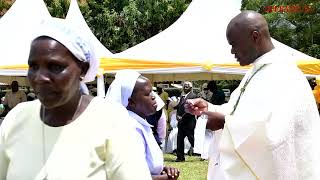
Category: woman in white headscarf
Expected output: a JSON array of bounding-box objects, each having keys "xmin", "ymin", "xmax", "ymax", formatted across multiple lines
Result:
[
  {"xmin": 0, "ymin": 19, "xmax": 151, "ymax": 180},
  {"xmin": 106, "ymin": 70, "xmax": 180, "ymax": 180}
]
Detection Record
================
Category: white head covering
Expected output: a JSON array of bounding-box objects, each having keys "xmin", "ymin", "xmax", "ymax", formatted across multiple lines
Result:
[
  {"xmin": 31, "ymin": 18, "xmax": 99, "ymax": 83},
  {"xmin": 105, "ymin": 69, "xmax": 164, "ymax": 110},
  {"xmin": 105, "ymin": 69, "xmax": 141, "ymax": 107}
]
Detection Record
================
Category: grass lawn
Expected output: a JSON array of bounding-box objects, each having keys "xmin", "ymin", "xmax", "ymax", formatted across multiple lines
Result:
[{"xmin": 164, "ymin": 154, "xmax": 208, "ymax": 180}]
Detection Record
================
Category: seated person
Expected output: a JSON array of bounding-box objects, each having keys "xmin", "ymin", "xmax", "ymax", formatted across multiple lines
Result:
[
  {"xmin": 106, "ymin": 69, "xmax": 180, "ymax": 180},
  {"xmin": 3, "ymin": 81, "xmax": 27, "ymax": 115}
]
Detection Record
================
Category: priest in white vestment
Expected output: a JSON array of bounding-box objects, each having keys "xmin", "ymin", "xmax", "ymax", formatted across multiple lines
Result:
[{"xmin": 185, "ymin": 11, "xmax": 320, "ymax": 180}]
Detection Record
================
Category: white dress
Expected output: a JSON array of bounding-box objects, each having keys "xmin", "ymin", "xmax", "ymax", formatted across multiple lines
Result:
[
  {"xmin": 128, "ymin": 111, "xmax": 164, "ymax": 175},
  {"xmin": 208, "ymin": 49, "xmax": 320, "ymax": 179},
  {"xmin": 0, "ymin": 98, "xmax": 152, "ymax": 180}
]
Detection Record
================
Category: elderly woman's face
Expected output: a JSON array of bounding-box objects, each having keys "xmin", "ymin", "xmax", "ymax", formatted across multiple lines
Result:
[
  {"xmin": 27, "ymin": 37, "xmax": 82, "ymax": 108},
  {"xmin": 130, "ymin": 78, "xmax": 157, "ymax": 118}
]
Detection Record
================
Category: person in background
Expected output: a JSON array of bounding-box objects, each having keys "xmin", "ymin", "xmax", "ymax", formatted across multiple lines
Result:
[
  {"xmin": 207, "ymin": 80, "xmax": 225, "ymax": 105},
  {"xmin": 26, "ymin": 92, "xmax": 36, "ymax": 101},
  {"xmin": 157, "ymin": 87, "xmax": 169, "ymax": 109},
  {"xmin": 165, "ymin": 98, "xmax": 191, "ymax": 154},
  {"xmin": 3, "ymin": 81, "xmax": 27, "ymax": 113},
  {"xmin": 175, "ymin": 81, "xmax": 197, "ymax": 162},
  {"xmin": 106, "ymin": 69, "xmax": 180, "ymax": 180},
  {"xmin": 312, "ymin": 77, "xmax": 320, "ymax": 112},
  {"xmin": 0, "ymin": 97, "xmax": 5, "ymax": 121},
  {"xmin": 185, "ymin": 11, "xmax": 320, "ymax": 179},
  {"xmin": 105, "ymin": 82, "xmax": 110, "ymax": 92},
  {"xmin": 199, "ymin": 83, "xmax": 212, "ymax": 101},
  {"xmin": 0, "ymin": 19, "xmax": 151, "ymax": 180},
  {"xmin": 147, "ymin": 108, "xmax": 167, "ymax": 148}
]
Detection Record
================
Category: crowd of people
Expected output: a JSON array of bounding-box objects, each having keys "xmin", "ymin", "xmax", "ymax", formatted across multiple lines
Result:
[
  {"xmin": 1, "ymin": 10, "xmax": 320, "ymax": 180},
  {"xmin": 0, "ymin": 81, "xmax": 34, "ymax": 120}
]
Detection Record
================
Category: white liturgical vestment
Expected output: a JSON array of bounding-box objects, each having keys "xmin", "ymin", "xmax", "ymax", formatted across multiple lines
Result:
[{"xmin": 208, "ymin": 49, "xmax": 320, "ymax": 180}]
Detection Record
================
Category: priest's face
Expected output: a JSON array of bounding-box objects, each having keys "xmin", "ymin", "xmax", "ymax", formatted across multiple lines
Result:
[{"xmin": 226, "ymin": 26, "xmax": 258, "ymax": 66}]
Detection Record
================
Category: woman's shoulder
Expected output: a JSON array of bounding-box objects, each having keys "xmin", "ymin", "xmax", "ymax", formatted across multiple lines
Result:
[
  {"xmin": 91, "ymin": 97, "xmax": 126, "ymax": 110},
  {"xmin": 1, "ymin": 100, "xmax": 41, "ymax": 134},
  {"xmin": 10, "ymin": 100, "xmax": 40, "ymax": 114},
  {"xmin": 87, "ymin": 97, "xmax": 132, "ymax": 126}
]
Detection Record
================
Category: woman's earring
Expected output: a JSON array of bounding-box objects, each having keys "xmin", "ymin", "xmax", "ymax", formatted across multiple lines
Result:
[{"xmin": 80, "ymin": 76, "xmax": 84, "ymax": 81}]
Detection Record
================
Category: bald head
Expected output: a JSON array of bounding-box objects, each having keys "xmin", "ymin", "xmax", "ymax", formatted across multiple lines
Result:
[
  {"xmin": 226, "ymin": 11, "xmax": 274, "ymax": 66},
  {"xmin": 227, "ymin": 11, "xmax": 270, "ymax": 39}
]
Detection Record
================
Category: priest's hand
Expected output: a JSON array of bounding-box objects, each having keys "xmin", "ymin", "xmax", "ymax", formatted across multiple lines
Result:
[
  {"xmin": 203, "ymin": 111, "xmax": 225, "ymax": 131},
  {"xmin": 185, "ymin": 98, "xmax": 225, "ymax": 131},
  {"xmin": 184, "ymin": 98, "xmax": 208, "ymax": 116}
]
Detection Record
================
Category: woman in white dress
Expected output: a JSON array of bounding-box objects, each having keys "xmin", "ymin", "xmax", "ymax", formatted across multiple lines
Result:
[
  {"xmin": 106, "ymin": 70, "xmax": 180, "ymax": 180},
  {"xmin": 0, "ymin": 19, "xmax": 151, "ymax": 180}
]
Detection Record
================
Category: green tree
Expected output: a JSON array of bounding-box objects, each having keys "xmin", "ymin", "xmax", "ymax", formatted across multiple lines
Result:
[
  {"xmin": 0, "ymin": 0, "xmax": 190, "ymax": 53},
  {"xmin": 80, "ymin": 0, "xmax": 191, "ymax": 52},
  {"xmin": 241, "ymin": 0, "xmax": 320, "ymax": 58},
  {"xmin": 0, "ymin": 0, "xmax": 12, "ymax": 16},
  {"xmin": 44, "ymin": 0, "xmax": 70, "ymax": 18}
]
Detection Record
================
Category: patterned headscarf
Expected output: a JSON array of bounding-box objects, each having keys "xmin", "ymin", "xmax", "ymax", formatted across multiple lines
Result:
[{"xmin": 30, "ymin": 18, "xmax": 98, "ymax": 83}]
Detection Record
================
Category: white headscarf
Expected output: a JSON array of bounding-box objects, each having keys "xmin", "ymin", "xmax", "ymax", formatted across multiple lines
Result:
[
  {"xmin": 105, "ymin": 69, "xmax": 164, "ymax": 110},
  {"xmin": 31, "ymin": 18, "xmax": 99, "ymax": 83}
]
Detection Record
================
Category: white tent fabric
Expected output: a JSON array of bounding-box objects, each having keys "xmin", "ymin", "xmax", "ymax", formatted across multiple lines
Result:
[
  {"xmin": 66, "ymin": 0, "xmax": 112, "ymax": 97},
  {"xmin": 0, "ymin": 0, "xmax": 317, "ymax": 84},
  {"xmin": 0, "ymin": 0, "xmax": 112, "ymax": 87},
  {"xmin": 66, "ymin": 0, "xmax": 113, "ymax": 60},
  {"xmin": 110, "ymin": 0, "xmax": 317, "ymax": 81},
  {"xmin": 113, "ymin": 0, "xmax": 238, "ymax": 64},
  {"xmin": 0, "ymin": 0, "xmax": 51, "ymax": 78}
]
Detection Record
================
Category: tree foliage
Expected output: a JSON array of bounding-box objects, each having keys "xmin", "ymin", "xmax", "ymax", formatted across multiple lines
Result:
[
  {"xmin": 1, "ymin": 0, "xmax": 318, "ymax": 58},
  {"xmin": 44, "ymin": 0, "xmax": 70, "ymax": 18},
  {"xmin": 0, "ymin": 0, "xmax": 190, "ymax": 53},
  {"xmin": 80, "ymin": 0, "xmax": 191, "ymax": 53},
  {"xmin": 241, "ymin": 0, "xmax": 320, "ymax": 58},
  {"xmin": 0, "ymin": 0, "xmax": 12, "ymax": 16}
]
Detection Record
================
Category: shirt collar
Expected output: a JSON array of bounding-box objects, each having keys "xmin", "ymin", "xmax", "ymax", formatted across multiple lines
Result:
[
  {"xmin": 182, "ymin": 91, "xmax": 191, "ymax": 97},
  {"xmin": 252, "ymin": 48, "xmax": 278, "ymax": 71},
  {"xmin": 128, "ymin": 110, "xmax": 153, "ymax": 127},
  {"xmin": 253, "ymin": 48, "xmax": 276, "ymax": 64}
]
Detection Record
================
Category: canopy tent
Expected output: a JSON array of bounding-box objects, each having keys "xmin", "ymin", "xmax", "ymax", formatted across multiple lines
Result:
[
  {"xmin": 66, "ymin": 0, "xmax": 113, "ymax": 96},
  {"xmin": 0, "ymin": 0, "xmax": 113, "ymax": 88},
  {"xmin": 0, "ymin": 0, "xmax": 318, "ymax": 84},
  {"xmin": 101, "ymin": 0, "xmax": 319, "ymax": 82},
  {"xmin": 65, "ymin": 0, "xmax": 113, "ymax": 61},
  {"xmin": 0, "ymin": 0, "xmax": 51, "ymax": 85}
]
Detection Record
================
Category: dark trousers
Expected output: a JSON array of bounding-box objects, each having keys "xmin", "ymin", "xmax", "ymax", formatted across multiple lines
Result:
[{"xmin": 176, "ymin": 126, "xmax": 195, "ymax": 160}]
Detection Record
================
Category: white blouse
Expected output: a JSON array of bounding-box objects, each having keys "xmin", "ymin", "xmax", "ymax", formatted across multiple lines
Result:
[{"xmin": 128, "ymin": 111, "xmax": 164, "ymax": 175}]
